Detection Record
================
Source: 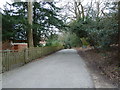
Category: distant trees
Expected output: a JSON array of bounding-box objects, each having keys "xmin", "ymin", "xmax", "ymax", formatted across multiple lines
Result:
[
  {"xmin": 45, "ymin": 33, "xmax": 62, "ymax": 47},
  {"xmin": 59, "ymin": 32, "xmax": 81, "ymax": 48}
]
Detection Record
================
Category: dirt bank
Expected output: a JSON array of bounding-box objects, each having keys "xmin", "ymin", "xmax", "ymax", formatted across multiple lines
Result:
[{"xmin": 77, "ymin": 47, "xmax": 120, "ymax": 88}]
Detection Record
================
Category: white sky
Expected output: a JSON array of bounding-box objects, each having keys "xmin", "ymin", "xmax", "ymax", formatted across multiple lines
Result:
[
  {"xmin": 0, "ymin": 0, "xmax": 12, "ymax": 9},
  {"xmin": 0, "ymin": 0, "xmax": 119, "ymax": 9},
  {"xmin": 0, "ymin": 0, "xmax": 7, "ymax": 8},
  {"xmin": 0, "ymin": 0, "xmax": 117, "ymax": 18},
  {"xmin": 0, "ymin": 0, "xmax": 91, "ymax": 9}
]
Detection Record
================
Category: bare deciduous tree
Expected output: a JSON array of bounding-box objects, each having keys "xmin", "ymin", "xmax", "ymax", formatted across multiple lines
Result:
[{"xmin": 64, "ymin": 0, "xmax": 85, "ymax": 20}]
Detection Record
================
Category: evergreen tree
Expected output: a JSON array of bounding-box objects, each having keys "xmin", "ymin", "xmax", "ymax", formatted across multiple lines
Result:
[{"xmin": 2, "ymin": 2, "xmax": 64, "ymax": 47}]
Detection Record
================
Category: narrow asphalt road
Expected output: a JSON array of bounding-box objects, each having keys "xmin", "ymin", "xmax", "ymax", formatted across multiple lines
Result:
[{"xmin": 3, "ymin": 49, "xmax": 94, "ymax": 88}]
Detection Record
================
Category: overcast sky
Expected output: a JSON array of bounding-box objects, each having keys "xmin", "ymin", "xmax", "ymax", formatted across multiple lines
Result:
[
  {"xmin": 0, "ymin": 0, "xmax": 119, "ymax": 9},
  {"xmin": 0, "ymin": 0, "xmax": 9, "ymax": 9},
  {"xmin": 0, "ymin": 0, "xmax": 117, "ymax": 19},
  {"xmin": 0, "ymin": 0, "xmax": 91, "ymax": 9}
]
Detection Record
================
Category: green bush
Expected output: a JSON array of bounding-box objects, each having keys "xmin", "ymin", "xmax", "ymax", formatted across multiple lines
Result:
[
  {"xmin": 80, "ymin": 38, "xmax": 89, "ymax": 47},
  {"xmin": 59, "ymin": 32, "xmax": 82, "ymax": 48},
  {"xmin": 86, "ymin": 28, "xmax": 118, "ymax": 49}
]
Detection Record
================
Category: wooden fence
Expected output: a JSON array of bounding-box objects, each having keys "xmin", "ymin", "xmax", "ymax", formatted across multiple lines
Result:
[{"xmin": 2, "ymin": 46, "xmax": 63, "ymax": 72}]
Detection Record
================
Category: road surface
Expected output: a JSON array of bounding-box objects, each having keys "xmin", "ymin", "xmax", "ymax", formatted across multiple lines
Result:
[{"xmin": 2, "ymin": 49, "xmax": 94, "ymax": 88}]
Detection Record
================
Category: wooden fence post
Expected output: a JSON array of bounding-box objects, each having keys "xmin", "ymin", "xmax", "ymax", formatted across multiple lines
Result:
[
  {"xmin": 7, "ymin": 51, "xmax": 10, "ymax": 71},
  {"xmin": 24, "ymin": 49, "xmax": 28, "ymax": 64}
]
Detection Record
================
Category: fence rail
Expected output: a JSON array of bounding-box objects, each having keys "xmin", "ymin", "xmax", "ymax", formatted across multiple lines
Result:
[{"xmin": 2, "ymin": 46, "xmax": 63, "ymax": 72}]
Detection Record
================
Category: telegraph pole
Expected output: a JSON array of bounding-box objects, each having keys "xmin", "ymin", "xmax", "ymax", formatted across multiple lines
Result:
[{"xmin": 27, "ymin": 0, "xmax": 34, "ymax": 47}]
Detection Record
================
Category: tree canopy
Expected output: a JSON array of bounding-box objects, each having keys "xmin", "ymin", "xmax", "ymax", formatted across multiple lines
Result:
[{"xmin": 2, "ymin": 1, "xmax": 64, "ymax": 47}]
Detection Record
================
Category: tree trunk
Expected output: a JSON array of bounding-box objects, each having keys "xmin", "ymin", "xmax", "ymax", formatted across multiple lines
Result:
[
  {"xmin": 118, "ymin": 1, "xmax": 120, "ymax": 62},
  {"xmin": 74, "ymin": 1, "xmax": 79, "ymax": 19},
  {"xmin": 27, "ymin": 1, "xmax": 34, "ymax": 48},
  {"xmin": 80, "ymin": 4, "xmax": 84, "ymax": 20},
  {"xmin": 33, "ymin": 3, "xmax": 38, "ymax": 47},
  {"xmin": 96, "ymin": 2, "xmax": 100, "ymax": 18},
  {"xmin": 74, "ymin": 0, "xmax": 81, "ymax": 19}
]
